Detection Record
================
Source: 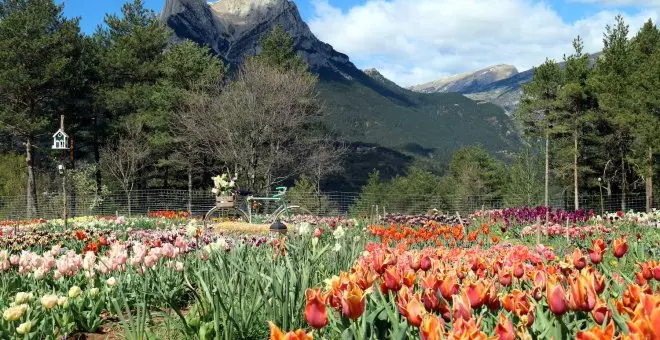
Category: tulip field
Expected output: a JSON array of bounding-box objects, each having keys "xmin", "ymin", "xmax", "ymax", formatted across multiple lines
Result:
[{"xmin": 0, "ymin": 208, "xmax": 659, "ymax": 339}]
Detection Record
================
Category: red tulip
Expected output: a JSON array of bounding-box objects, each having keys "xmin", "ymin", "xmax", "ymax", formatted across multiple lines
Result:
[
  {"xmin": 451, "ymin": 291, "xmax": 473, "ymax": 321},
  {"xmin": 613, "ymin": 237, "xmax": 628, "ymax": 258},
  {"xmin": 513, "ymin": 262, "xmax": 524, "ymax": 278},
  {"xmin": 588, "ymin": 239, "xmax": 606, "ymax": 264},
  {"xmin": 591, "ymin": 299, "xmax": 609, "ymax": 325},
  {"xmin": 495, "ymin": 312, "xmax": 515, "ymax": 340},
  {"xmin": 465, "ymin": 280, "xmax": 488, "ymax": 309},
  {"xmin": 420, "ymin": 255, "xmax": 432, "ymax": 271},
  {"xmin": 572, "ymin": 248, "xmax": 586, "ymax": 270},
  {"xmin": 384, "ymin": 266, "xmax": 403, "ymax": 292},
  {"xmin": 546, "ymin": 275, "xmax": 568, "ymax": 315},
  {"xmin": 422, "ymin": 288, "xmax": 440, "ymax": 312},
  {"xmin": 304, "ymin": 288, "xmax": 328, "ymax": 329},
  {"xmin": 498, "ymin": 267, "xmax": 512, "ymax": 287}
]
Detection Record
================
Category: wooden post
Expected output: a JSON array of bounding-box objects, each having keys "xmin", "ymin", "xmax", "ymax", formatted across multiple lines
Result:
[{"xmin": 58, "ymin": 116, "xmax": 69, "ymax": 229}]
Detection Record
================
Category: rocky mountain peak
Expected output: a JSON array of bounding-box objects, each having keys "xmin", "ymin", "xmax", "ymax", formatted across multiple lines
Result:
[{"xmin": 410, "ymin": 64, "xmax": 519, "ymax": 94}]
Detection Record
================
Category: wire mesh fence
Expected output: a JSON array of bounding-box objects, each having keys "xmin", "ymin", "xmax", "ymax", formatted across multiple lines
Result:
[{"xmin": 0, "ymin": 189, "xmax": 655, "ymax": 221}]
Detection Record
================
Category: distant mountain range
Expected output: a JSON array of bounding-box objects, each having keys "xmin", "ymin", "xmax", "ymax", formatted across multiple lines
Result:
[
  {"xmin": 410, "ymin": 54, "xmax": 601, "ymax": 115},
  {"xmin": 161, "ymin": 0, "xmax": 522, "ymax": 189}
]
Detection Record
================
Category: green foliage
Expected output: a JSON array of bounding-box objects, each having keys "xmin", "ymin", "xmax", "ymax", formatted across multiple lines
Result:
[
  {"xmin": 446, "ymin": 145, "xmax": 505, "ymax": 200},
  {"xmin": 0, "ymin": 153, "xmax": 25, "ymax": 197},
  {"xmin": 502, "ymin": 146, "xmax": 544, "ymax": 206},
  {"xmin": 252, "ymin": 24, "xmax": 307, "ymax": 74},
  {"xmin": 0, "ymin": 0, "xmax": 85, "ymax": 137},
  {"xmin": 350, "ymin": 146, "xmax": 510, "ymax": 215},
  {"xmin": 287, "ymin": 176, "xmax": 332, "ymax": 215}
]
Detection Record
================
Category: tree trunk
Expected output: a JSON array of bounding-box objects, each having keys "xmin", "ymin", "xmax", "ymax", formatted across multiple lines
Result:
[
  {"xmin": 621, "ymin": 155, "xmax": 626, "ymax": 211},
  {"xmin": 573, "ymin": 125, "xmax": 579, "ymax": 211},
  {"xmin": 187, "ymin": 165, "xmax": 193, "ymax": 216},
  {"xmin": 26, "ymin": 138, "xmax": 38, "ymax": 219},
  {"xmin": 646, "ymin": 146, "xmax": 653, "ymax": 212},
  {"xmin": 545, "ymin": 133, "xmax": 550, "ymax": 225},
  {"xmin": 127, "ymin": 191, "xmax": 132, "ymax": 217},
  {"xmin": 94, "ymin": 136, "xmax": 102, "ymax": 196}
]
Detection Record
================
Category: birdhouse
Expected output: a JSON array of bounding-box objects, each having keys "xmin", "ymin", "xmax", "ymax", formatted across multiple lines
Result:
[{"xmin": 52, "ymin": 129, "xmax": 69, "ymax": 150}]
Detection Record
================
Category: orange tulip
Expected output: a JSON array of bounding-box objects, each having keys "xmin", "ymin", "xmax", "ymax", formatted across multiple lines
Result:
[
  {"xmin": 450, "ymin": 317, "xmax": 489, "ymax": 340},
  {"xmin": 438, "ymin": 273, "xmax": 459, "ymax": 299},
  {"xmin": 572, "ymin": 248, "xmax": 587, "ymax": 270},
  {"xmin": 465, "ymin": 280, "xmax": 488, "ymax": 309},
  {"xmin": 546, "ymin": 275, "xmax": 568, "ymax": 315},
  {"xmin": 613, "ymin": 237, "xmax": 628, "ymax": 258},
  {"xmin": 420, "ymin": 314, "xmax": 444, "ymax": 340},
  {"xmin": 451, "ymin": 291, "xmax": 473, "ymax": 322},
  {"xmin": 341, "ymin": 283, "xmax": 369, "ymax": 320},
  {"xmin": 568, "ymin": 273, "xmax": 598, "ymax": 312},
  {"xmin": 410, "ymin": 252, "xmax": 422, "ymax": 270},
  {"xmin": 403, "ymin": 269, "xmax": 417, "ymax": 287},
  {"xmin": 532, "ymin": 270, "xmax": 546, "ymax": 289},
  {"xmin": 384, "ymin": 266, "xmax": 403, "ymax": 292},
  {"xmin": 588, "ymin": 239, "xmax": 606, "ymax": 264},
  {"xmin": 268, "ymin": 321, "xmax": 313, "ymax": 340},
  {"xmin": 576, "ymin": 321, "xmax": 614, "ymax": 340},
  {"xmin": 397, "ymin": 287, "xmax": 426, "ymax": 327},
  {"xmin": 304, "ymin": 288, "xmax": 328, "ymax": 329},
  {"xmin": 653, "ymin": 263, "xmax": 660, "ymax": 281},
  {"xmin": 495, "ymin": 312, "xmax": 515, "ymax": 340}
]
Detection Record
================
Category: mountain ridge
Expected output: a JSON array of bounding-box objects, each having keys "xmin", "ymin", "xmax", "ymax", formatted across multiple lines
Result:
[{"xmin": 161, "ymin": 0, "xmax": 522, "ymax": 182}]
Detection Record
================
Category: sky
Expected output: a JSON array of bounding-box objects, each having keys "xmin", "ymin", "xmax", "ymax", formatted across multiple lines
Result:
[{"xmin": 60, "ymin": 0, "xmax": 660, "ymax": 87}]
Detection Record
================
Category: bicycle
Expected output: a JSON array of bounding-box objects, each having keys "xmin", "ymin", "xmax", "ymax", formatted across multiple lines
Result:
[
  {"xmin": 202, "ymin": 186, "xmax": 311, "ymax": 227},
  {"xmin": 246, "ymin": 187, "xmax": 311, "ymax": 224}
]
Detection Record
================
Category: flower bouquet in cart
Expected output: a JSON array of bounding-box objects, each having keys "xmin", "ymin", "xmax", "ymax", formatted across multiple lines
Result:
[{"xmin": 212, "ymin": 171, "xmax": 237, "ymax": 208}]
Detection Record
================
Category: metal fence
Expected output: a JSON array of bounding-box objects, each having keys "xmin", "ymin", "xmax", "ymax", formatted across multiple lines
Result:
[{"xmin": 0, "ymin": 189, "xmax": 655, "ymax": 221}]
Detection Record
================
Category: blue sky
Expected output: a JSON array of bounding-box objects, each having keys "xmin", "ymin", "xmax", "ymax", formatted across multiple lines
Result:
[{"xmin": 59, "ymin": 0, "xmax": 660, "ymax": 86}]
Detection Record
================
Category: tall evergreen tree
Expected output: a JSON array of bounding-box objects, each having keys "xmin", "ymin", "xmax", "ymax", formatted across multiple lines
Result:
[
  {"xmin": 94, "ymin": 0, "xmax": 171, "ymax": 189},
  {"xmin": 557, "ymin": 37, "xmax": 597, "ymax": 210},
  {"xmin": 629, "ymin": 20, "xmax": 660, "ymax": 211},
  {"xmin": 517, "ymin": 59, "xmax": 563, "ymax": 217},
  {"xmin": 589, "ymin": 15, "xmax": 635, "ymax": 210},
  {"xmin": 0, "ymin": 0, "xmax": 85, "ymax": 217}
]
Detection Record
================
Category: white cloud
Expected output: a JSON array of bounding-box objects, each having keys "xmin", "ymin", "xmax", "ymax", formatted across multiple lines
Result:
[
  {"xmin": 308, "ymin": 0, "xmax": 659, "ymax": 87},
  {"xmin": 569, "ymin": 0, "xmax": 660, "ymax": 6}
]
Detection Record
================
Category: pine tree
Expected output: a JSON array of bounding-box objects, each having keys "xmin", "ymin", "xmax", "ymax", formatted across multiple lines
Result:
[
  {"xmin": 589, "ymin": 15, "xmax": 635, "ymax": 211},
  {"xmin": 516, "ymin": 58, "xmax": 563, "ymax": 219},
  {"xmin": 556, "ymin": 37, "xmax": 597, "ymax": 210},
  {"xmin": 252, "ymin": 24, "xmax": 308, "ymax": 74},
  {"xmin": 629, "ymin": 20, "xmax": 660, "ymax": 212},
  {"xmin": 0, "ymin": 0, "xmax": 85, "ymax": 217}
]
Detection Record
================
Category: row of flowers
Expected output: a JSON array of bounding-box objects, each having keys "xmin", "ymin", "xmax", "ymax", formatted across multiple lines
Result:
[{"xmin": 267, "ymin": 235, "xmax": 659, "ymax": 339}]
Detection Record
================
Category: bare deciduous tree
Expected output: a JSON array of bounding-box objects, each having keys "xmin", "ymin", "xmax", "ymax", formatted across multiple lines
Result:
[
  {"xmin": 100, "ymin": 122, "xmax": 151, "ymax": 216},
  {"xmin": 177, "ymin": 59, "xmax": 341, "ymax": 193}
]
